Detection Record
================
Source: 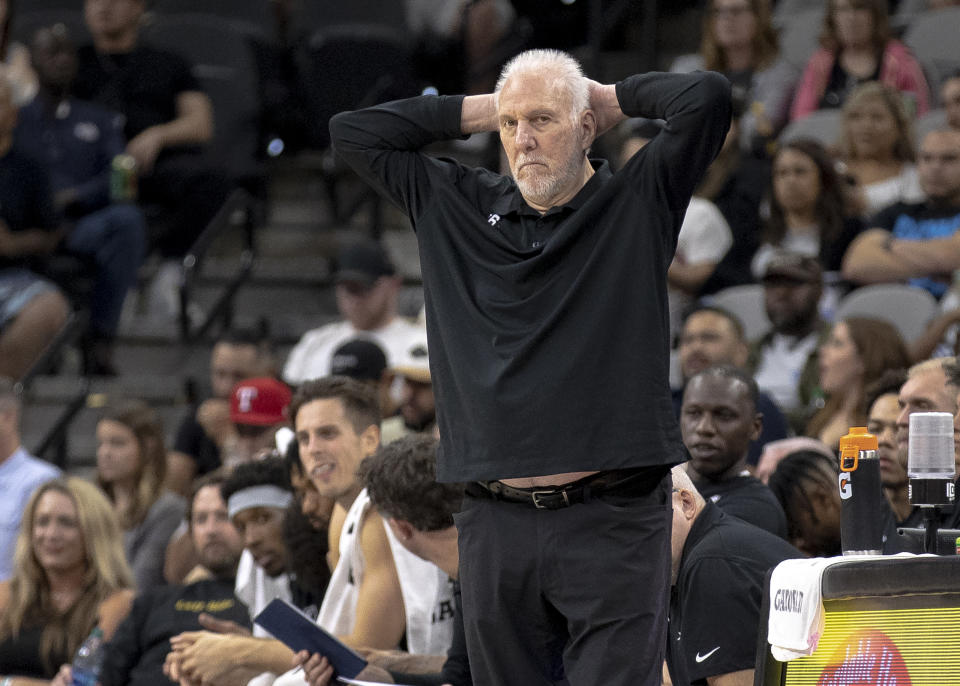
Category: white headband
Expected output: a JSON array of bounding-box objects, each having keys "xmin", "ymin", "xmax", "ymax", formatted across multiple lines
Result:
[{"xmin": 227, "ymin": 485, "xmax": 293, "ymax": 518}]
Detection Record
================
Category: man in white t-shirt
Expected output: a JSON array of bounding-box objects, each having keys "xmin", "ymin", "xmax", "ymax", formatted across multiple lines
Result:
[
  {"xmin": 748, "ymin": 252, "xmax": 828, "ymax": 433},
  {"xmin": 282, "ymin": 239, "xmax": 424, "ymax": 386}
]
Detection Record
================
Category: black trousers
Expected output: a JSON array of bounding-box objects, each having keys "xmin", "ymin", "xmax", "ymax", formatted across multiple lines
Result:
[{"xmin": 455, "ymin": 471, "xmax": 673, "ymax": 686}]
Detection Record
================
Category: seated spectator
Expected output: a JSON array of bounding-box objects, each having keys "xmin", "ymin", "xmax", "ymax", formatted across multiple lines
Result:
[
  {"xmin": 842, "ymin": 129, "xmax": 960, "ymax": 299},
  {"xmin": 0, "ymin": 76, "xmax": 70, "ymax": 381},
  {"xmin": 17, "ymin": 24, "xmax": 147, "ymax": 374},
  {"xmin": 767, "ymin": 450, "xmax": 843, "ymax": 556},
  {"xmin": 52, "ymin": 473, "xmax": 249, "ymax": 686},
  {"xmin": 0, "ymin": 0, "xmax": 37, "ymax": 105},
  {"xmin": 748, "ymin": 253, "xmax": 830, "ymax": 431},
  {"xmin": 670, "ymin": 0, "xmax": 798, "ymax": 154},
  {"xmin": 74, "ymin": 0, "xmax": 230, "ymax": 291},
  {"xmin": 0, "ymin": 478, "xmax": 134, "ymax": 680},
  {"xmin": 751, "ymin": 139, "xmax": 863, "ymax": 278},
  {"xmin": 839, "ymin": 82, "xmax": 925, "ymax": 218},
  {"xmin": 944, "ymin": 72, "xmax": 960, "ymax": 134},
  {"xmin": 406, "ymin": 0, "xmax": 518, "ymax": 94},
  {"xmin": 805, "ymin": 317, "xmax": 909, "ymax": 448},
  {"xmin": 620, "ymin": 124, "xmax": 733, "ymax": 339},
  {"xmin": 0, "ymin": 378, "xmax": 60, "ymax": 582},
  {"xmin": 666, "ymin": 466, "xmax": 800, "ymax": 686},
  {"xmin": 294, "ymin": 434, "xmax": 469, "ymax": 685},
  {"xmin": 382, "ymin": 338, "xmax": 436, "ymax": 444},
  {"xmin": 283, "ymin": 239, "xmax": 425, "ymax": 386},
  {"xmin": 168, "ymin": 329, "xmax": 273, "ymax": 496},
  {"xmin": 680, "ymin": 365, "xmax": 789, "ymax": 537},
  {"xmin": 222, "ymin": 376, "xmax": 293, "ymax": 470},
  {"xmin": 675, "ymin": 307, "xmax": 789, "ymax": 465},
  {"xmin": 96, "ymin": 401, "xmax": 186, "ymax": 590},
  {"xmin": 790, "ymin": 0, "xmax": 929, "ymax": 120}
]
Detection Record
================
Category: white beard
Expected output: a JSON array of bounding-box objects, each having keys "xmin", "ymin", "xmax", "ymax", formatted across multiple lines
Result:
[{"xmin": 514, "ymin": 146, "xmax": 586, "ymax": 207}]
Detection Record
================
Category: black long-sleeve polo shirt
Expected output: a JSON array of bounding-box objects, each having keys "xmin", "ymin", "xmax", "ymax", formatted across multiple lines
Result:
[{"xmin": 330, "ymin": 71, "xmax": 731, "ymax": 481}]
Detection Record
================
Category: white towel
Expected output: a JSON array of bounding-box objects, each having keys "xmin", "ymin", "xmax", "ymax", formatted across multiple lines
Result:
[{"xmin": 767, "ymin": 557, "xmax": 852, "ymax": 661}]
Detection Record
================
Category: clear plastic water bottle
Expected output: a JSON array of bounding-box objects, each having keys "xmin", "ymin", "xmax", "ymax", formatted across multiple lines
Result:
[{"xmin": 71, "ymin": 626, "xmax": 104, "ymax": 686}]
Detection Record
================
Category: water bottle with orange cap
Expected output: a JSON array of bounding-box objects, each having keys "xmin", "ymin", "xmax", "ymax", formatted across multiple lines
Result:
[{"xmin": 838, "ymin": 426, "xmax": 883, "ymax": 556}]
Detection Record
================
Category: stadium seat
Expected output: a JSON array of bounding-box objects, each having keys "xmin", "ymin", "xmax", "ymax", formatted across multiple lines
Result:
[
  {"xmin": 706, "ymin": 284, "xmax": 771, "ymax": 342},
  {"xmin": 835, "ymin": 283, "xmax": 938, "ymax": 343}
]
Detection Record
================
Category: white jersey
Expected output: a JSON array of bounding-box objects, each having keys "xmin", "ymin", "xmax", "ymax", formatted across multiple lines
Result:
[
  {"xmin": 234, "ymin": 549, "xmax": 292, "ymax": 686},
  {"xmin": 384, "ymin": 523, "xmax": 456, "ymax": 655}
]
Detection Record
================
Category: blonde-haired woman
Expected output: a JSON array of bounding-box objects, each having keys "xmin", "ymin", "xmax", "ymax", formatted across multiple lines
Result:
[
  {"xmin": 0, "ymin": 478, "xmax": 134, "ymax": 682},
  {"xmin": 96, "ymin": 401, "xmax": 185, "ymax": 590},
  {"xmin": 838, "ymin": 81, "xmax": 924, "ymax": 217}
]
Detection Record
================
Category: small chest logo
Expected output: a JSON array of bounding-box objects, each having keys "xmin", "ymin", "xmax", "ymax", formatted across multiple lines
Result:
[{"xmin": 487, "ymin": 213, "xmax": 500, "ymax": 227}]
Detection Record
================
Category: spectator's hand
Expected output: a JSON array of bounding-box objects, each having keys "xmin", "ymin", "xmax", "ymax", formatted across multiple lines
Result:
[
  {"xmin": 198, "ymin": 612, "xmax": 251, "ymax": 636},
  {"xmin": 126, "ymin": 127, "xmax": 164, "ymax": 175},
  {"xmin": 196, "ymin": 399, "xmax": 233, "ymax": 448},
  {"xmin": 51, "ymin": 664, "xmax": 72, "ymax": 686}
]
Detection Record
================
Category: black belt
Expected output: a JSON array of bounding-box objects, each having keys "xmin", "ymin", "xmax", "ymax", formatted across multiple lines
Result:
[{"xmin": 466, "ymin": 466, "xmax": 668, "ymax": 510}]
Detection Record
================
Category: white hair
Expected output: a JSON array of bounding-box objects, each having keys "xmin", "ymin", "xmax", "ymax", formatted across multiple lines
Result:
[{"xmin": 495, "ymin": 49, "xmax": 589, "ymax": 123}]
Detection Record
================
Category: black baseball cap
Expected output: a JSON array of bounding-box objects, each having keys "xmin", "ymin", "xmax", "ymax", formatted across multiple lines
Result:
[
  {"xmin": 330, "ymin": 339, "xmax": 388, "ymax": 382},
  {"xmin": 334, "ymin": 239, "xmax": 396, "ymax": 287}
]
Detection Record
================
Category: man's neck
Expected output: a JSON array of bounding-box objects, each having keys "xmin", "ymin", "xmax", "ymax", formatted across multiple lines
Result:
[
  {"xmin": 775, "ymin": 320, "xmax": 817, "ymax": 340},
  {"xmin": 336, "ymin": 484, "xmax": 364, "ymax": 512},
  {"xmin": 689, "ymin": 459, "xmax": 749, "ymax": 484},
  {"xmin": 884, "ymin": 484, "xmax": 912, "ymax": 522},
  {"xmin": 420, "ymin": 528, "xmax": 459, "ymax": 579}
]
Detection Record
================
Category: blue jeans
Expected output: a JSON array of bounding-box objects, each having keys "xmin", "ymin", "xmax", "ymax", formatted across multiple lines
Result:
[{"xmin": 65, "ymin": 203, "xmax": 146, "ymax": 337}]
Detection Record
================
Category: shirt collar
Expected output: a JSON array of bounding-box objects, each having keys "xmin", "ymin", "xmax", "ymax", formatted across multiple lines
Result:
[{"xmin": 490, "ymin": 158, "xmax": 611, "ymax": 217}]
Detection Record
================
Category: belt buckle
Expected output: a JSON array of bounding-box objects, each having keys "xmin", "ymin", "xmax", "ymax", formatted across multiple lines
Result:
[{"xmin": 531, "ymin": 489, "xmax": 570, "ymax": 509}]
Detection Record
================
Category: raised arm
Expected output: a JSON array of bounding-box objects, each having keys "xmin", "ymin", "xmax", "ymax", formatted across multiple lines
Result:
[{"xmin": 617, "ymin": 71, "xmax": 732, "ymax": 211}]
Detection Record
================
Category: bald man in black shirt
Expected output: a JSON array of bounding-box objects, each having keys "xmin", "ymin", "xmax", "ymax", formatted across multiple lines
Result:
[{"xmin": 331, "ymin": 49, "xmax": 731, "ymax": 685}]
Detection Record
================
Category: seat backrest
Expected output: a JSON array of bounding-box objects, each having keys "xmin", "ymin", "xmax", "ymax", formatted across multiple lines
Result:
[
  {"xmin": 706, "ymin": 284, "xmax": 771, "ymax": 342},
  {"xmin": 903, "ymin": 6, "xmax": 960, "ymax": 95},
  {"xmin": 297, "ymin": 24, "xmax": 417, "ymax": 149},
  {"xmin": 777, "ymin": 7, "xmax": 825, "ymax": 70},
  {"xmin": 779, "ymin": 108, "xmax": 843, "ymax": 147},
  {"xmin": 141, "ymin": 13, "xmax": 262, "ymax": 178},
  {"xmin": 835, "ymin": 284, "xmax": 938, "ymax": 343}
]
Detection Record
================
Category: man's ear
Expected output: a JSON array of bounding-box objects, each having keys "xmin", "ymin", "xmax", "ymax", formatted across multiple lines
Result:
[
  {"xmin": 581, "ymin": 109, "xmax": 597, "ymax": 149},
  {"xmin": 388, "ymin": 518, "xmax": 416, "ymax": 542},
  {"xmin": 679, "ymin": 489, "xmax": 698, "ymax": 523},
  {"xmin": 360, "ymin": 423, "xmax": 380, "ymax": 457}
]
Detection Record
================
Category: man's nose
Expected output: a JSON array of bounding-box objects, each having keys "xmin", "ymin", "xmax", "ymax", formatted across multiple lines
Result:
[{"xmin": 515, "ymin": 120, "xmax": 536, "ymax": 149}]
